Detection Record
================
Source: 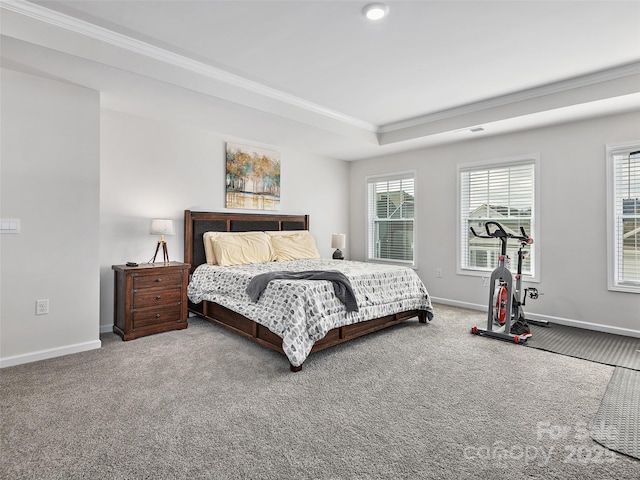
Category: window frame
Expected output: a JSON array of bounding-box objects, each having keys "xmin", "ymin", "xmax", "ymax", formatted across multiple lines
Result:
[
  {"xmin": 606, "ymin": 142, "xmax": 640, "ymax": 294},
  {"xmin": 365, "ymin": 170, "xmax": 417, "ymax": 268},
  {"xmin": 457, "ymin": 154, "xmax": 540, "ymax": 282}
]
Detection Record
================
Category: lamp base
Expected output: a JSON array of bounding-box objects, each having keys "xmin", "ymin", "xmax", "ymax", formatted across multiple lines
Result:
[
  {"xmin": 332, "ymin": 249, "xmax": 344, "ymax": 260},
  {"xmin": 152, "ymin": 240, "xmax": 170, "ymax": 264}
]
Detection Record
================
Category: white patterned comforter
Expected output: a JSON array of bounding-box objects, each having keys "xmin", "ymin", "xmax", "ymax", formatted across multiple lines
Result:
[{"xmin": 187, "ymin": 259, "xmax": 434, "ymax": 367}]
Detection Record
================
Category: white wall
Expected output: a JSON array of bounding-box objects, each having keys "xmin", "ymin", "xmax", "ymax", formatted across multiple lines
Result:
[
  {"xmin": 99, "ymin": 109, "xmax": 350, "ymax": 331},
  {"xmin": 0, "ymin": 69, "xmax": 101, "ymax": 366},
  {"xmin": 349, "ymin": 111, "xmax": 640, "ymax": 336},
  {"xmin": 2, "ymin": 67, "xmax": 637, "ymax": 368}
]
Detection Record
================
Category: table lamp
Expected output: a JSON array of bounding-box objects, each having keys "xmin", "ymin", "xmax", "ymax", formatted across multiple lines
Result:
[
  {"xmin": 150, "ymin": 219, "xmax": 175, "ymax": 264},
  {"xmin": 331, "ymin": 233, "xmax": 346, "ymax": 260}
]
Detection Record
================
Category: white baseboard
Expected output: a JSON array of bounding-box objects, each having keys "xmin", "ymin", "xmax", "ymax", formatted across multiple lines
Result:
[
  {"xmin": 430, "ymin": 297, "xmax": 486, "ymax": 312},
  {"xmin": 100, "ymin": 324, "xmax": 113, "ymax": 334},
  {"xmin": 0, "ymin": 340, "xmax": 102, "ymax": 369},
  {"xmin": 430, "ymin": 296, "xmax": 640, "ymax": 338}
]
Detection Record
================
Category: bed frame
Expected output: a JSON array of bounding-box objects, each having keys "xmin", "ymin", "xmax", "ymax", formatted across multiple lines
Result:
[{"xmin": 184, "ymin": 210, "xmax": 428, "ymax": 371}]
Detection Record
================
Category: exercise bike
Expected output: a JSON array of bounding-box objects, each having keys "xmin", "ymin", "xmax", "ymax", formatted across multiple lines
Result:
[{"xmin": 470, "ymin": 221, "xmax": 548, "ymax": 344}]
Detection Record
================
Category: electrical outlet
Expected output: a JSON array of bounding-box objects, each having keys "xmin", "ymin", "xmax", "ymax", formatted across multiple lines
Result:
[
  {"xmin": 36, "ymin": 299, "xmax": 49, "ymax": 315},
  {"xmin": 436, "ymin": 268, "xmax": 443, "ymax": 278}
]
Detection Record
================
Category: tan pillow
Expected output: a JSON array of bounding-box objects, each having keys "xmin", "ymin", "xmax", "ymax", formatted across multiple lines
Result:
[
  {"xmin": 268, "ymin": 232, "xmax": 320, "ymax": 261},
  {"xmin": 211, "ymin": 232, "xmax": 275, "ymax": 266},
  {"xmin": 203, "ymin": 231, "xmax": 265, "ymax": 265},
  {"xmin": 264, "ymin": 230, "xmax": 311, "ymax": 237}
]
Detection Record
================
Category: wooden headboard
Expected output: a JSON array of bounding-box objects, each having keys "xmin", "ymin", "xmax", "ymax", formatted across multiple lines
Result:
[{"xmin": 184, "ymin": 210, "xmax": 310, "ymax": 273}]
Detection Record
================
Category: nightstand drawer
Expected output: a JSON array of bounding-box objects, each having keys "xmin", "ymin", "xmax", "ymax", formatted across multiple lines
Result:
[
  {"xmin": 133, "ymin": 304, "xmax": 182, "ymax": 329},
  {"xmin": 133, "ymin": 288, "xmax": 182, "ymax": 309},
  {"xmin": 133, "ymin": 272, "xmax": 183, "ymax": 290}
]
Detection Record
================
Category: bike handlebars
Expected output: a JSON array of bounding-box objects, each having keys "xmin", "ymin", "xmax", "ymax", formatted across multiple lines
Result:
[{"xmin": 470, "ymin": 221, "xmax": 533, "ymax": 245}]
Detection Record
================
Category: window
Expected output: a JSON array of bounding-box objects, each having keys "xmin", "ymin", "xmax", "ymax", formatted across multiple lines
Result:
[
  {"xmin": 458, "ymin": 155, "xmax": 539, "ymax": 280},
  {"xmin": 607, "ymin": 143, "xmax": 640, "ymax": 293},
  {"xmin": 366, "ymin": 171, "xmax": 416, "ymax": 266}
]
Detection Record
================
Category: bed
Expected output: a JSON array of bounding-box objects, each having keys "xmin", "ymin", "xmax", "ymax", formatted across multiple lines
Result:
[{"xmin": 184, "ymin": 210, "xmax": 434, "ymax": 371}]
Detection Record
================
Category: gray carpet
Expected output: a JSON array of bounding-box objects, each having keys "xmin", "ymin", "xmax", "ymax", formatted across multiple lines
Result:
[
  {"xmin": 1, "ymin": 304, "xmax": 639, "ymax": 480},
  {"xmin": 524, "ymin": 321, "xmax": 640, "ymax": 460}
]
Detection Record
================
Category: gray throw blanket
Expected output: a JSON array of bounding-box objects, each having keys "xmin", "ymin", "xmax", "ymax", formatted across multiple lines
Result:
[{"xmin": 246, "ymin": 270, "xmax": 359, "ymax": 312}]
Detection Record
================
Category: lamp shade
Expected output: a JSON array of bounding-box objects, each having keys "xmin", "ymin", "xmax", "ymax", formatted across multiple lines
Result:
[
  {"xmin": 150, "ymin": 219, "xmax": 175, "ymax": 236},
  {"xmin": 331, "ymin": 234, "xmax": 346, "ymax": 249}
]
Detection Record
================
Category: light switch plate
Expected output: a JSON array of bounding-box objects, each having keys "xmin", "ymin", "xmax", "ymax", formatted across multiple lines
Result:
[{"xmin": 0, "ymin": 218, "xmax": 20, "ymax": 234}]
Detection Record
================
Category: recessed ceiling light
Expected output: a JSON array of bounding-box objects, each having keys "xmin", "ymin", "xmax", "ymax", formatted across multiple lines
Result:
[{"xmin": 363, "ymin": 3, "xmax": 389, "ymax": 21}]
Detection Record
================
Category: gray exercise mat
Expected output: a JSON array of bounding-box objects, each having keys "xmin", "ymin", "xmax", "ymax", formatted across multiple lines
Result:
[
  {"xmin": 527, "ymin": 323, "xmax": 640, "ymax": 371},
  {"xmin": 591, "ymin": 367, "xmax": 640, "ymax": 460}
]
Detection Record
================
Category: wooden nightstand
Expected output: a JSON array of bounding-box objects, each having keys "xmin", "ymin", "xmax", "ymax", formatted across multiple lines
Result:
[{"xmin": 112, "ymin": 262, "xmax": 190, "ymax": 340}]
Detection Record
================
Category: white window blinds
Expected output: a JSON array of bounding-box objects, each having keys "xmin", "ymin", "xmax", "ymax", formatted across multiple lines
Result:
[
  {"xmin": 366, "ymin": 172, "xmax": 415, "ymax": 265},
  {"xmin": 610, "ymin": 147, "xmax": 640, "ymax": 291},
  {"xmin": 460, "ymin": 159, "xmax": 536, "ymax": 276}
]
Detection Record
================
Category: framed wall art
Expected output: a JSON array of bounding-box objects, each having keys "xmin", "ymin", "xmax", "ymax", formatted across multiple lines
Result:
[{"xmin": 225, "ymin": 142, "xmax": 281, "ymax": 211}]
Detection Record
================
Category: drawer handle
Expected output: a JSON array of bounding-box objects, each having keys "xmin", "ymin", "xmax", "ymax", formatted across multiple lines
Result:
[
  {"xmin": 156, "ymin": 278, "xmax": 162, "ymax": 282},
  {"xmin": 156, "ymin": 295, "xmax": 161, "ymax": 300},
  {"xmin": 155, "ymin": 313, "xmax": 161, "ymax": 318}
]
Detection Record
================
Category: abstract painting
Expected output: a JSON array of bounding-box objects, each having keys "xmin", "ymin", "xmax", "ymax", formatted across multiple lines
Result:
[{"xmin": 225, "ymin": 142, "xmax": 281, "ymax": 210}]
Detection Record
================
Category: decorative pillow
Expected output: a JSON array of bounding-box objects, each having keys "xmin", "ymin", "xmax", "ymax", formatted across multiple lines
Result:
[
  {"xmin": 268, "ymin": 231, "xmax": 320, "ymax": 261},
  {"xmin": 211, "ymin": 232, "xmax": 275, "ymax": 266},
  {"xmin": 203, "ymin": 231, "xmax": 265, "ymax": 265}
]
